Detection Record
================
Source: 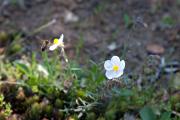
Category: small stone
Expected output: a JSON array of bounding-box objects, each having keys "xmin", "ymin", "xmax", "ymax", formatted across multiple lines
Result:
[
  {"xmin": 107, "ymin": 42, "xmax": 117, "ymax": 51},
  {"xmin": 64, "ymin": 10, "xmax": 79, "ymax": 23},
  {"xmin": 146, "ymin": 43, "xmax": 165, "ymax": 54}
]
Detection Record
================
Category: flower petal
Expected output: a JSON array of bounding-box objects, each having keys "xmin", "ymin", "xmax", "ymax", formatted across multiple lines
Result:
[
  {"xmin": 105, "ymin": 70, "xmax": 115, "ymax": 79},
  {"xmin": 119, "ymin": 60, "xmax": 125, "ymax": 70},
  {"xmin": 49, "ymin": 44, "xmax": 58, "ymax": 51},
  {"xmin": 59, "ymin": 34, "xmax": 64, "ymax": 43},
  {"xmin": 111, "ymin": 56, "xmax": 120, "ymax": 65},
  {"xmin": 104, "ymin": 60, "xmax": 113, "ymax": 70},
  {"xmin": 114, "ymin": 70, "xmax": 123, "ymax": 78}
]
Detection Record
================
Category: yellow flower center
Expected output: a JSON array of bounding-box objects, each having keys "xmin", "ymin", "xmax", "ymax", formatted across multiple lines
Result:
[
  {"xmin": 53, "ymin": 38, "xmax": 59, "ymax": 45},
  {"xmin": 113, "ymin": 65, "xmax": 119, "ymax": 71}
]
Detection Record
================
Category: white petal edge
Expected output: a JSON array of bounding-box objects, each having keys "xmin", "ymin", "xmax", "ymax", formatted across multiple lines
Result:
[
  {"xmin": 49, "ymin": 44, "xmax": 58, "ymax": 51},
  {"xmin": 59, "ymin": 34, "xmax": 64, "ymax": 42},
  {"xmin": 111, "ymin": 56, "xmax": 120, "ymax": 65},
  {"xmin": 104, "ymin": 60, "xmax": 113, "ymax": 70},
  {"xmin": 114, "ymin": 71, "xmax": 123, "ymax": 78},
  {"xmin": 105, "ymin": 70, "xmax": 115, "ymax": 79},
  {"xmin": 119, "ymin": 60, "xmax": 125, "ymax": 70}
]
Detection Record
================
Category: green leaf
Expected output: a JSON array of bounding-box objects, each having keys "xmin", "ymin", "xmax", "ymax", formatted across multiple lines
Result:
[
  {"xmin": 14, "ymin": 62, "xmax": 30, "ymax": 75},
  {"xmin": 160, "ymin": 112, "xmax": 171, "ymax": 120},
  {"xmin": 140, "ymin": 106, "xmax": 157, "ymax": 120},
  {"xmin": 70, "ymin": 67, "xmax": 82, "ymax": 71},
  {"xmin": 32, "ymin": 85, "xmax": 39, "ymax": 93},
  {"xmin": 123, "ymin": 14, "xmax": 133, "ymax": 28}
]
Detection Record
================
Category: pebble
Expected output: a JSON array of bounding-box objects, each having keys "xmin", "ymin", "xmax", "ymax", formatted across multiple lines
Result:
[
  {"xmin": 146, "ymin": 43, "xmax": 165, "ymax": 54},
  {"xmin": 107, "ymin": 42, "xmax": 117, "ymax": 51},
  {"xmin": 64, "ymin": 10, "xmax": 79, "ymax": 23}
]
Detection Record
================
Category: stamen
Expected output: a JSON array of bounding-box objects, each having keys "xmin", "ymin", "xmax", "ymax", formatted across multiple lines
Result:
[
  {"xmin": 113, "ymin": 65, "xmax": 119, "ymax": 71},
  {"xmin": 54, "ymin": 38, "xmax": 59, "ymax": 44}
]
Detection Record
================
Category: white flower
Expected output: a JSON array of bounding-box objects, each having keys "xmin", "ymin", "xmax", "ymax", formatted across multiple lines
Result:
[
  {"xmin": 104, "ymin": 56, "xmax": 125, "ymax": 79},
  {"xmin": 49, "ymin": 34, "xmax": 64, "ymax": 51}
]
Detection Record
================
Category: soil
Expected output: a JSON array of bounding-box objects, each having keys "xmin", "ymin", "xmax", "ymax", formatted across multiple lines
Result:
[{"xmin": 0, "ymin": 0, "xmax": 180, "ymax": 71}]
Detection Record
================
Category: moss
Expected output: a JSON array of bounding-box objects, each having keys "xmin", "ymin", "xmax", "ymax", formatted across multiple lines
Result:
[
  {"xmin": 42, "ymin": 104, "xmax": 53, "ymax": 117},
  {"xmin": 0, "ymin": 31, "xmax": 8, "ymax": 42},
  {"xmin": 119, "ymin": 101, "xmax": 129, "ymax": 112},
  {"xmin": 56, "ymin": 111, "xmax": 64, "ymax": 119},
  {"xmin": 76, "ymin": 89, "xmax": 86, "ymax": 98},
  {"xmin": 170, "ymin": 94, "xmax": 180, "ymax": 105},
  {"xmin": 86, "ymin": 112, "xmax": 96, "ymax": 120},
  {"xmin": 25, "ymin": 96, "xmax": 40, "ymax": 106},
  {"xmin": 97, "ymin": 116, "xmax": 105, "ymax": 120},
  {"xmin": 0, "ymin": 114, "xmax": 6, "ymax": 120},
  {"xmin": 54, "ymin": 99, "xmax": 64, "ymax": 108},
  {"xmin": 105, "ymin": 109, "xmax": 116, "ymax": 120},
  {"xmin": 25, "ymin": 102, "xmax": 42, "ymax": 120},
  {"xmin": 8, "ymin": 44, "xmax": 22, "ymax": 55}
]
